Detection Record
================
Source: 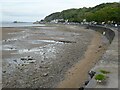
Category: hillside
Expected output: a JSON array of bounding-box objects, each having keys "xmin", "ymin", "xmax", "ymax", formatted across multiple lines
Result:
[{"xmin": 44, "ymin": 2, "xmax": 120, "ymax": 24}]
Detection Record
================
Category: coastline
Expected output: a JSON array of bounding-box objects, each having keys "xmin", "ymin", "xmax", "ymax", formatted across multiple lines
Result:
[
  {"xmin": 1, "ymin": 24, "xmax": 118, "ymax": 88},
  {"xmin": 85, "ymin": 27, "xmax": 118, "ymax": 88},
  {"xmin": 2, "ymin": 25, "xmax": 95, "ymax": 88},
  {"xmin": 57, "ymin": 31, "xmax": 109, "ymax": 88}
]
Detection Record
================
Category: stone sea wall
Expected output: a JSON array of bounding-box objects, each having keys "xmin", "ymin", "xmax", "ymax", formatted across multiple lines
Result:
[
  {"xmin": 87, "ymin": 25, "xmax": 115, "ymax": 43},
  {"xmin": 84, "ymin": 25, "xmax": 118, "ymax": 89}
]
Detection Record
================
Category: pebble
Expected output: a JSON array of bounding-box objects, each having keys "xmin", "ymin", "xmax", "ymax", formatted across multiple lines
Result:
[
  {"xmin": 39, "ymin": 66, "xmax": 43, "ymax": 68},
  {"xmin": 21, "ymin": 57, "xmax": 27, "ymax": 60},
  {"xmin": 21, "ymin": 56, "xmax": 34, "ymax": 61},
  {"xmin": 79, "ymin": 86, "xmax": 84, "ymax": 90},
  {"xmin": 3, "ymin": 71, "xmax": 6, "ymax": 73},
  {"xmin": 99, "ymin": 45, "xmax": 102, "ymax": 48},
  {"xmin": 28, "ymin": 56, "xmax": 31, "ymax": 58},
  {"xmin": 49, "ymin": 76, "xmax": 54, "ymax": 78},
  {"xmin": 42, "ymin": 73, "xmax": 49, "ymax": 77},
  {"xmin": 84, "ymin": 80, "xmax": 89, "ymax": 85},
  {"xmin": 28, "ymin": 58, "xmax": 33, "ymax": 60},
  {"xmin": 41, "ymin": 60, "xmax": 44, "ymax": 63},
  {"xmin": 88, "ymin": 71, "xmax": 96, "ymax": 78},
  {"xmin": 13, "ymin": 60, "xmax": 17, "ymax": 62},
  {"xmin": 44, "ymin": 66, "xmax": 49, "ymax": 68}
]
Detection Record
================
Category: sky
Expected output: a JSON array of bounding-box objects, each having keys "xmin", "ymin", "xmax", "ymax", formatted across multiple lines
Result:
[{"xmin": 0, "ymin": 0, "xmax": 119, "ymax": 22}]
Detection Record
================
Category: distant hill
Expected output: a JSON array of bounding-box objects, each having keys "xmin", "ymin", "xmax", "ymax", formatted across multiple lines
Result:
[{"xmin": 44, "ymin": 2, "xmax": 120, "ymax": 24}]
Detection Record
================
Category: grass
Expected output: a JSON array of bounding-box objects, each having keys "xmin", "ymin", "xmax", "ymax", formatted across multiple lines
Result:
[
  {"xmin": 95, "ymin": 74, "xmax": 106, "ymax": 81},
  {"xmin": 100, "ymin": 70, "xmax": 110, "ymax": 74}
]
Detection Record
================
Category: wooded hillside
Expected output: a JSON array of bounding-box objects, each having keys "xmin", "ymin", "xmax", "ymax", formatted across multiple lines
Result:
[{"xmin": 44, "ymin": 2, "xmax": 120, "ymax": 24}]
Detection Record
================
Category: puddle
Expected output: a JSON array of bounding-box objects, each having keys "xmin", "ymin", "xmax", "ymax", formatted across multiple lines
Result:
[
  {"xmin": 39, "ymin": 40, "xmax": 58, "ymax": 43},
  {"xmin": 11, "ymin": 43, "xmax": 62, "ymax": 64},
  {"xmin": 55, "ymin": 40, "xmax": 76, "ymax": 43},
  {"xmin": 36, "ymin": 26, "xmax": 56, "ymax": 30},
  {"xmin": 3, "ymin": 38, "xmax": 18, "ymax": 42},
  {"xmin": 17, "ymin": 44, "xmax": 56, "ymax": 54},
  {"xmin": 3, "ymin": 45, "xmax": 17, "ymax": 51},
  {"xmin": 8, "ymin": 32, "xmax": 17, "ymax": 35},
  {"xmin": 3, "ymin": 38, "xmax": 72, "ymax": 66},
  {"xmin": 30, "ymin": 40, "xmax": 64, "ymax": 44},
  {"xmin": 17, "ymin": 48, "xmax": 40, "ymax": 54},
  {"xmin": 6, "ymin": 57, "xmax": 36, "ymax": 66},
  {"xmin": 3, "ymin": 34, "xmax": 30, "ymax": 42},
  {"xmin": 29, "ymin": 39, "xmax": 76, "ymax": 45},
  {"xmin": 51, "ymin": 37, "xmax": 65, "ymax": 40}
]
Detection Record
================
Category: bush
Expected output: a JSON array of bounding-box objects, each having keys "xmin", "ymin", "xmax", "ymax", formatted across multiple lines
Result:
[
  {"xmin": 100, "ymin": 70, "xmax": 110, "ymax": 74},
  {"xmin": 95, "ymin": 74, "xmax": 106, "ymax": 81}
]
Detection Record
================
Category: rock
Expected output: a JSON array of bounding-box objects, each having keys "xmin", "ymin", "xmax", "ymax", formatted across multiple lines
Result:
[
  {"xmin": 21, "ymin": 64, "xmax": 24, "ymax": 66},
  {"xmin": 28, "ymin": 56, "xmax": 34, "ymax": 60},
  {"xmin": 58, "ymin": 40, "xmax": 76, "ymax": 43},
  {"xmin": 21, "ymin": 57, "xmax": 27, "ymax": 60},
  {"xmin": 79, "ymin": 86, "xmax": 84, "ymax": 90},
  {"xmin": 10, "ymin": 48, "xmax": 13, "ymax": 50},
  {"xmin": 42, "ymin": 73, "xmax": 49, "ymax": 77},
  {"xmin": 99, "ymin": 46, "xmax": 102, "ymax": 48},
  {"xmin": 41, "ymin": 60, "xmax": 44, "ymax": 63},
  {"xmin": 13, "ymin": 60, "xmax": 17, "ymax": 62},
  {"xmin": 20, "ymin": 68, "xmax": 23, "ymax": 70},
  {"xmin": 44, "ymin": 66, "xmax": 49, "ymax": 68},
  {"xmin": 28, "ymin": 56, "xmax": 31, "ymax": 58},
  {"xmin": 3, "ymin": 71, "xmax": 6, "ymax": 73},
  {"xmin": 50, "ymin": 76, "xmax": 54, "ymax": 78},
  {"xmin": 3, "ymin": 39, "xmax": 7, "ymax": 42},
  {"xmin": 28, "ymin": 58, "xmax": 33, "ymax": 60},
  {"xmin": 39, "ymin": 66, "xmax": 43, "ymax": 68},
  {"xmin": 85, "ymin": 26, "xmax": 89, "ymax": 29},
  {"xmin": 88, "ymin": 71, "xmax": 96, "ymax": 78},
  {"xmin": 84, "ymin": 80, "xmax": 89, "ymax": 85},
  {"xmin": 28, "ymin": 49, "xmax": 30, "ymax": 51}
]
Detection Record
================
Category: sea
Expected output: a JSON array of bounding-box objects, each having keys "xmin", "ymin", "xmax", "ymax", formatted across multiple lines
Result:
[{"xmin": 1, "ymin": 22, "xmax": 45, "ymax": 27}]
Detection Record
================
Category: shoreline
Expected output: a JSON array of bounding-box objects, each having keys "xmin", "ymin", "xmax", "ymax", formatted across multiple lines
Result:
[
  {"xmin": 57, "ymin": 31, "xmax": 109, "ymax": 88},
  {"xmin": 2, "ymin": 25, "xmax": 95, "ymax": 88},
  {"xmin": 85, "ymin": 27, "xmax": 118, "ymax": 88},
  {"xmin": 2, "ymin": 25, "xmax": 117, "ymax": 88}
]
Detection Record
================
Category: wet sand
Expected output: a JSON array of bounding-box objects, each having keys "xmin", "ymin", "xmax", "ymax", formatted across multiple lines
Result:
[{"xmin": 2, "ymin": 25, "xmax": 109, "ymax": 88}]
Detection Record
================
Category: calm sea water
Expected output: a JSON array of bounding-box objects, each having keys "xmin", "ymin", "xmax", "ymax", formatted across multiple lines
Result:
[{"xmin": 1, "ymin": 22, "xmax": 45, "ymax": 27}]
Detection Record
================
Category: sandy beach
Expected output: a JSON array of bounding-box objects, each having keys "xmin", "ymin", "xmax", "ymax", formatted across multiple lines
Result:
[
  {"xmin": 2, "ymin": 25, "xmax": 110, "ymax": 88},
  {"xmin": 57, "ymin": 31, "xmax": 109, "ymax": 88}
]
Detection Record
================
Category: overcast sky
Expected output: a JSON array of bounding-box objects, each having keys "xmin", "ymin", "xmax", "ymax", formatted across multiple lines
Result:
[{"xmin": 0, "ymin": 0, "xmax": 119, "ymax": 22}]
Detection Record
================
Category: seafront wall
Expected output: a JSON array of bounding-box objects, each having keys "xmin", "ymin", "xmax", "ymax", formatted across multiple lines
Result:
[
  {"xmin": 84, "ymin": 25, "xmax": 118, "ymax": 88},
  {"xmin": 87, "ymin": 25, "xmax": 115, "ymax": 43}
]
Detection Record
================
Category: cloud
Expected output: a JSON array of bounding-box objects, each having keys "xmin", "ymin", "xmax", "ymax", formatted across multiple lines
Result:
[{"xmin": 1, "ymin": 0, "xmax": 119, "ymax": 22}]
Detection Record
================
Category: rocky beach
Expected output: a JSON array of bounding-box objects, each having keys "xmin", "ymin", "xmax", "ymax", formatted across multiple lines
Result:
[
  {"xmin": 2, "ymin": 24, "xmax": 113, "ymax": 88},
  {"xmin": 1, "ymin": 1, "xmax": 119, "ymax": 89}
]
